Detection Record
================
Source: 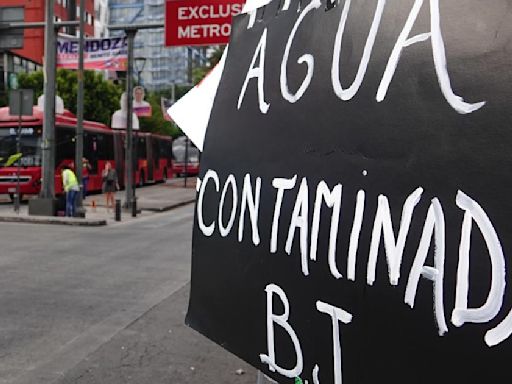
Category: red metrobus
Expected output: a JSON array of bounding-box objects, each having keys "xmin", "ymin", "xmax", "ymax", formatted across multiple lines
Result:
[
  {"xmin": 0, "ymin": 105, "xmax": 173, "ymax": 200},
  {"xmin": 172, "ymin": 135, "xmax": 200, "ymax": 177}
]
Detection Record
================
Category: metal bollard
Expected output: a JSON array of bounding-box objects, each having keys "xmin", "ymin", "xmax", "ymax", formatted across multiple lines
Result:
[
  {"xmin": 115, "ymin": 199, "xmax": 121, "ymax": 221},
  {"xmin": 131, "ymin": 197, "xmax": 137, "ymax": 217}
]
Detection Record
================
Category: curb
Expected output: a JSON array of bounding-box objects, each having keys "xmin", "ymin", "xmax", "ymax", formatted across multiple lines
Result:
[
  {"xmin": 0, "ymin": 200, "xmax": 196, "ymax": 226},
  {"xmin": 142, "ymin": 199, "xmax": 197, "ymax": 213},
  {"xmin": 0, "ymin": 215, "xmax": 107, "ymax": 226}
]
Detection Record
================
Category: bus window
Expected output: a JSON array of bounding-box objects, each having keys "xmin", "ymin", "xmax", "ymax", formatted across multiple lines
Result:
[
  {"xmin": 0, "ymin": 127, "xmax": 42, "ymax": 167},
  {"xmin": 95, "ymin": 133, "xmax": 114, "ymax": 160},
  {"xmin": 84, "ymin": 132, "xmax": 98, "ymax": 173},
  {"xmin": 104, "ymin": 134, "xmax": 114, "ymax": 159},
  {"xmin": 55, "ymin": 127, "xmax": 76, "ymax": 166},
  {"xmin": 137, "ymin": 136, "xmax": 147, "ymax": 159},
  {"xmin": 152, "ymin": 139, "xmax": 160, "ymax": 165},
  {"xmin": 160, "ymin": 140, "xmax": 172, "ymax": 159}
]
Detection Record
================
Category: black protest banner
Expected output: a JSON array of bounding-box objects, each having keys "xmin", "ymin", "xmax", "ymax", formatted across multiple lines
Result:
[{"xmin": 186, "ymin": 0, "xmax": 512, "ymax": 383}]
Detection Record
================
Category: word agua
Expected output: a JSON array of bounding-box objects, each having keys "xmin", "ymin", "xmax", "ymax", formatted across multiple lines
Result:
[
  {"xmin": 237, "ymin": 0, "xmax": 486, "ymax": 115},
  {"xmin": 197, "ymin": 169, "xmax": 512, "ymax": 381}
]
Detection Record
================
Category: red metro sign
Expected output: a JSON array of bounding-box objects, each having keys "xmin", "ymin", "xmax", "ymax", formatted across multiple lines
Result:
[{"xmin": 165, "ymin": 0, "xmax": 246, "ymax": 47}]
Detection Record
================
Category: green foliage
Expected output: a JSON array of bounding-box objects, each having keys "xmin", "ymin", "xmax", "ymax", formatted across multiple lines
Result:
[
  {"xmin": 192, "ymin": 45, "xmax": 225, "ymax": 85},
  {"xmin": 17, "ymin": 69, "xmax": 122, "ymax": 126},
  {"xmin": 208, "ymin": 46, "xmax": 225, "ymax": 67},
  {"xmin": 17, "ymin": 70, "xmax": 45, "ymax": 105},
  {"xmin": 192, "ymin": 67, "xmax": 208, "ymax": 85},
  {"xmin": 142, "ymin": 85, "xmax": 198, "ymax": 139},
  {"xmin": 138, "ymin": 92, "xmax": 182, "ymax": 138},
  {"xmin": 13, "ymin": 68, "xmax": 202, "ymax": 139},
  {"xmin": 158, "ymin": 84, "xmax": 193, "ymax": 101}
]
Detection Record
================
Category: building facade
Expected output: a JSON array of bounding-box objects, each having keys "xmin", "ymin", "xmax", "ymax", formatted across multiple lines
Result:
[
  {"xmin": 1, "ymin": 0, "xmax": 96, "ymax": 93},
  {"xmin": 109, "ymin": 0, "xmax": 205, "ymax": 91}
]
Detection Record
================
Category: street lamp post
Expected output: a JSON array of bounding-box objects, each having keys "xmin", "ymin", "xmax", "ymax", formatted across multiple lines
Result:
[
  {"xmin": 134, "ymin": 57, "xmax": 146, "ymax": 86},
  {"xmin": 132, "ymin": 56, "xmax": 145, "ymax": 217},
  {"xmin": 125, "ymin": 29, "xmax": 136, "ymax": 215},
  {"xmin": 41, "ymin": 0, "xmax": 57, "ymax": 201},
  {"xmin": 1, "ymin": 12, "xmax": 79, "ymax": 216},
  {"xmin": 108, "ymin": 23, "xmax": 163, "ymax": 217},
  {"xmin": 75, "ymin": 0, "xmax": 86, "ymax": 217}
]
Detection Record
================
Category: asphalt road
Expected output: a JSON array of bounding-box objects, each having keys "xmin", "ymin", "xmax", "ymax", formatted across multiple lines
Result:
[{"xmin": 0, "ymin": 204, "xmax": 256, "ymax": 384}]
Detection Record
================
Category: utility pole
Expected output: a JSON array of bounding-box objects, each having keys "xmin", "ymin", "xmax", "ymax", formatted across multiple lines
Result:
[
  {"xmin": 15, "ymin": 90, "xmax": 22, "ymax": 213},
  {"xmin": 41, "ymin": 0, "xmax": 56, "ymax": 200},
  {"xmin": 125, "ymin": 29, "xmax": 135, "ymax": 213},
  {"xmin": 184, "ymin": 136, "xmax": 189, "ymax": 188},
  {"xmin": 108, "ymin": 23, "xmax": 163, "ymax": 214},
  {"xmin": 0, "ymin": 10, "xmax": 79, "ymax": 216},
  {"xmin": 75, "ymin": 0, "xmax": 85, "ymax": 215},
  {"xmin": 187, "ymin": 47, "xmax": 193, "ymax": 84}
]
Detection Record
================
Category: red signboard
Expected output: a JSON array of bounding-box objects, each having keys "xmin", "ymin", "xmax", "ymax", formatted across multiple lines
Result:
[{"xmin": 165, "ymin": 0, "xmax": 245, "ymax": 47}]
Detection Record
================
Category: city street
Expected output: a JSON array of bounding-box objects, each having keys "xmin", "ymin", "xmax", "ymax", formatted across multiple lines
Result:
[
  {"xmin": 1, "ymin": 0, "xmax": 511, "ymax": 381},
  {"xmin": 0, "ymin": 204, "xmax": 256, "ymax": 384}
]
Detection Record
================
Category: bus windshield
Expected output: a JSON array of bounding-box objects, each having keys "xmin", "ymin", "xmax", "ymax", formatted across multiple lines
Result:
[
  {"xmin": 0, "ymin": 127, "xmax": 42, "ymax": 167},
  {"xmin": 172, "ymin": 137, "xmax": 199, "ymax": 163}
]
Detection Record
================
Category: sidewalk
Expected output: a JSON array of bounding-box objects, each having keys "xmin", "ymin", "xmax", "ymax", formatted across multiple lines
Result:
[
  {"xmin": 56, "ymin": 283, "xmax": 258, "ymax": 384},
  {"xmin": 0, "ymin": 178, "xmax": 197, "ymax": 226}
]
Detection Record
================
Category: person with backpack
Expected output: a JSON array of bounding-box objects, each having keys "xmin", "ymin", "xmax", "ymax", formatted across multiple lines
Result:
[{"xmin": 102, "ymin": 162, "xmax": 119, "ymax": 212}]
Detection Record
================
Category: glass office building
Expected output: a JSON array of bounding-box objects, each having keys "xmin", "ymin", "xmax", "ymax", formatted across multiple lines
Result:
[{"xmin": 109, "ymin": 0, "xmax": 205, "ymax": 91}]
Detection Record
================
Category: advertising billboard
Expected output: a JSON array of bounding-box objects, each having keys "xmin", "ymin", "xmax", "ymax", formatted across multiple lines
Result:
[{"xmin": 165, "ymin": 0, "xmax": 245, "ymax": 47}]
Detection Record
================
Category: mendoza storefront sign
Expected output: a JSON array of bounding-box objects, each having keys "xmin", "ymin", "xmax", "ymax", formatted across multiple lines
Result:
[
  {"xmin": 165, "ymin": 0, "xmax": 245, "ymax": 46},
  {"xmin": 56, "ymin": 35, "xmax": 128, "ymax": 71}
]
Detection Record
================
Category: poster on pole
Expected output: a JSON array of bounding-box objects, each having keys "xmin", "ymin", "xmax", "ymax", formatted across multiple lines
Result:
[
  {"xmin": 165, "ymin": 0, "xmax": 246, "ymax": 46},
  {"xmin": 133, "ymin": 86, "xmax": 153, "ymax": 117},
  {"xmin": 186, "ymin": 0, "xmax": 512, "ymax": 383},
  {"xmin": 56, "ymin": 36, "xmax": 128, "ymax": 71}
]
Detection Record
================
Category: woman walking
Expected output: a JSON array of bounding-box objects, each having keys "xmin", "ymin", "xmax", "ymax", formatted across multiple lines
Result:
[{"xmin": 102, "ymin": 162, "xmax": 119, "ymax": 212}]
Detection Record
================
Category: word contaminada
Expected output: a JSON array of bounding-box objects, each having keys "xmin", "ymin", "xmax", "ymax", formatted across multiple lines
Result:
[
  {"xmin": 238, "ymin": 0, "xmax": 486, "ymax": 115},
  {"xmin": 197, "ymin": 169, "xmax": 512, "ymax": 356}
]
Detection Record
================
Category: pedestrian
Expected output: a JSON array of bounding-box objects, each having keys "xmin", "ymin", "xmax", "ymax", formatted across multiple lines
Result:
[
  {"xmin": 102, "ymin": 162, "xmax": 119, "ymax": 212},
  {"xmin": 61, "ymin": 164, "xmax": 80, "ymax": 217},
  {"xmin": 82, "ymin": 157, "xmax": 91, "ymax": 200}
]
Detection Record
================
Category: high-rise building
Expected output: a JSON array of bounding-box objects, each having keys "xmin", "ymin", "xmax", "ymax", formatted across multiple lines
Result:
[
  {"xmin": 94, "ymin": 0, "xmax": 109, "ymax": 38},
  {"xmin": 109, "ymin": 0, "xmax": 205, "ymax": 91}
]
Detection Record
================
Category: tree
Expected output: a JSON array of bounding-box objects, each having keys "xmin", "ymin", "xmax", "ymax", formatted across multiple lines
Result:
[
  {"xmin": 17, "ymin": 69, "xmax": 122, "ymax": 126},
  {"xmin": 17, "ymin": 70, "xmax": 44, "ymax": 100},
  {"xmin": 192, "ymin": 45, "xmax": 225, "ymax": 84},
  {"xmin": 138, "ymin": 91, "xmax": 182, "ymax": 137},
  {"xmin": 0, "ymin": 71, "xmax": 44, "ymax": 108},
  {"xmin": 159, "ymin": 84, "xmax": 194, "ymax": 101}
]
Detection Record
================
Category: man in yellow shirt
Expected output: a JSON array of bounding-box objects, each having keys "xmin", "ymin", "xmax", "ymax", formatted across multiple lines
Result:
[{"xmin": 61, "ymin": 165, "xmax": 80, "ymax": 217}]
